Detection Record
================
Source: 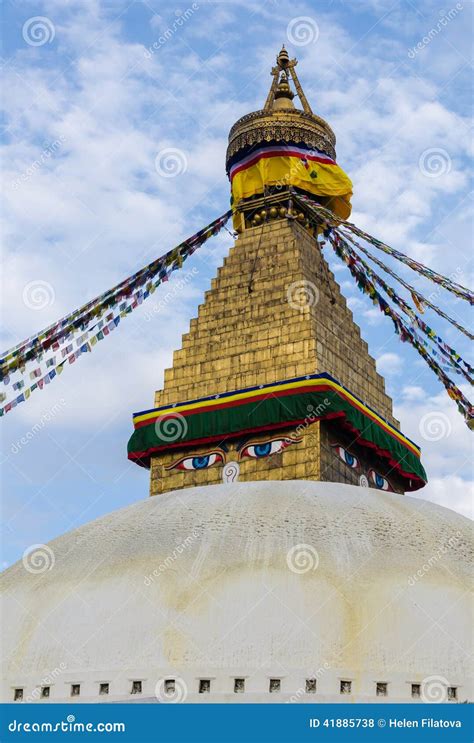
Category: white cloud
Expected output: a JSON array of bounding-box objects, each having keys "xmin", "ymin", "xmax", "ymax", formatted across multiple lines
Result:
[
  {"xmin": 419, "ymin": 475, "xmax": 473, "ymax": 521},
  {"xmin": 376, "ymin": 352, "xmax": 403, "ymax": 376},
  {"xmin": 395, "ymin": 386, "xmax": 473, "ymax": 520}
]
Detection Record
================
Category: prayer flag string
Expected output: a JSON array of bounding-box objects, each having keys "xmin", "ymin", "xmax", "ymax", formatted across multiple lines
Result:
[
  {"xmin": 340, "ymin": 230, "xmax": 473, "ymax": 341},
  {"xmin": 294, "ymin": 194, "xmax": 473, "ymax": 304},
  {"xmin": 329, "ymin": 231, "xmax": 473, "ymax": 384},
  {"xmin": 294, "ymin": 194, "xmax": 472, "ymax": 426},
  {"xmin": 325, "ymin": 230, "xmax": 473, "ymax": 426},
  {"xmin": 0, "ymin": 210, "xmax": 232, "ymax": 416}
]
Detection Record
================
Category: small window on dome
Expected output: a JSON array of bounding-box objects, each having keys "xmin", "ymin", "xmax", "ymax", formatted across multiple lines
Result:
[
  {"xmin": 411, "ymin": 683, "xmax": 421, "ymax": 698},
  {"xmin": 164, "ymin": 679, "xmax": 175, "ymax": 695},
  {"xmin": 71, "ymin": 684, "xmax": 80, "ymax": 697},
  {"xmin": 376, "ymin": 682, "xmax": 387, "ymax": 697},
  {"xmin": 14, "ymin": 688, "xmax": 23, "ymax": 701},
  {"xmin": 306, "ymin": 679, "xmax": 317, "ymax": 693},
  {"xmin": 41, "ymin": 686, "xmax": 50, "ymax": 698},
  {"xmin": 131, "ymin": 681, "xmax": 142, "ymax": 695},
  {"xmin": 234, "ymin": 678, "xmax": 245, "ymax": 693},
  {"xmin": 340, "ymin": 680, "xmax": 351, "ymax": 694},
  {"xmin": 199, "ymin": 679, "xmax": 210, "ymax": 694},
  {"xmin": 447, "ymin": 686, "xmax": 457, "ymax": 701},
  {"xmin": 269, "ymin": 678, "xmax": 281, "ymax": 693},
  {"xmin": 99, "ymin": 683, "xmax": 109, "ymax": 695}
]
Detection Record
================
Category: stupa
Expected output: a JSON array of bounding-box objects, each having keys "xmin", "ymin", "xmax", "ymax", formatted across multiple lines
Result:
[{"xmin": 1, "ymin": 49, "xmax": 471, "ymax": 705}]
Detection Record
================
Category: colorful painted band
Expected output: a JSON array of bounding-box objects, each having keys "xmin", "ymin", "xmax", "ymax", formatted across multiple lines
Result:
[
  {"xmin": 127, "ymin": 373, "xmax": 426, "ymax": 489},
  {"xmin": 228, "ymin": 140, "xmax": 353, "ymax": 221}
]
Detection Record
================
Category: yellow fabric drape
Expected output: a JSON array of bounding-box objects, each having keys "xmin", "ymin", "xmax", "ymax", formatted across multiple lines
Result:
[{"xmin": 231, "ymin": 155, "xmax": 353, "ymax": 220}]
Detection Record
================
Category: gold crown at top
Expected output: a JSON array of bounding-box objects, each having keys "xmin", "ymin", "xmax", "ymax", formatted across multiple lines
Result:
[{"xmin": 226, "ymin": 47, "xmax": 336, "ymax": 168}]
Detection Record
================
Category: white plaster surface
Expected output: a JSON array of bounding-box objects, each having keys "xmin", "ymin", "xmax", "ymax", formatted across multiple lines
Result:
[{"xmin": 1, "ymin": 481, "xmax": 472, "ymax": 703}]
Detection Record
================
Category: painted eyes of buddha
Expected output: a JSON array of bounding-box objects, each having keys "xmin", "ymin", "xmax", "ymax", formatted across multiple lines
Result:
[
  {"xmin": 167, "ymin": 436, "xmax": 296, "ymax": 471},
  {"xmin": 334, "ymin": 445, "xmax": 359, "ymax": 469},
  {"xmin": 333, "ymin": 444, "xmax": 391, "ymax": 491},
  {"xmin": 368, "ymin": 469, "xmax": 390, "ymax": 491},
  {"xmin": 241, "ymin": 438, "xmax": 293, "ymax": 459},
  {"xmin": 172, "ymin": 451, "xmax": 224, "ymax": 471}
]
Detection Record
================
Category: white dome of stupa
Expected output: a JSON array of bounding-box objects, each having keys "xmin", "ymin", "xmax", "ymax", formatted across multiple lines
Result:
[{"xmin": 1, "ymin": 481, "xmax": 472, "ymax": 704}]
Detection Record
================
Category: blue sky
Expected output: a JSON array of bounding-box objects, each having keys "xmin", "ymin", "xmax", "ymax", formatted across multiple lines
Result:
[{"xmin": 1, "ymin": 0, "xmax": 473, "ymax": 567}]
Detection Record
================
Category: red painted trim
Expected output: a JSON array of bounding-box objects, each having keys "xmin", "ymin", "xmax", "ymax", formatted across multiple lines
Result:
[
  {"xmin": 230, "ymin": 149, "xmax": 336, "ymax": 179},
  {"xmin": 132, "ymin": 384, "xmax": 334, "ymax": 430},
  {"xmin": 127, "ymin": 411, "xmax": 425, "ymax": 490},
  {"xmin": 132, "ymin": 383, "xmax": 419, "ymax": 460}
]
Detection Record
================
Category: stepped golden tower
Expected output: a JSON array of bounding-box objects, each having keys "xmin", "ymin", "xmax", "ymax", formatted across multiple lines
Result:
[{"xmin": 129, "ymin": 48, "xmax": 425, "ymax": 497}]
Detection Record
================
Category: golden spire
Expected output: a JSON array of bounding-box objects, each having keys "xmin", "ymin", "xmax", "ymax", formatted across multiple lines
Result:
[
  {"xmin": 264, "ymin": 46, "xmax": 313, "ymax": 114},
  {"xmin": 227, "ymin": 48, "xmax": 336, "ymax": 174},
  {"xmin": 273, "ymin": 71, "xmax": 295, "ymax": 110}
]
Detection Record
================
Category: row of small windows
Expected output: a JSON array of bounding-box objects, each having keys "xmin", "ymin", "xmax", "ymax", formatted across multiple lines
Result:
[{"xmin": 13, "ymin": 681, "xmax": 459, "ymax": 700}]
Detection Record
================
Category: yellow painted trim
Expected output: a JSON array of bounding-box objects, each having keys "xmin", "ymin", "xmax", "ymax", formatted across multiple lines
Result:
[{"xmin": 133, "ymin": 378, "xmax": 420, "ymax": 457}]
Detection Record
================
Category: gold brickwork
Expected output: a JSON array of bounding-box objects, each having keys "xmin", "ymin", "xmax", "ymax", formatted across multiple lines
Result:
[
  {"xmin": 150, "ymin": 218, "xmax": 398, "ymax": 496},
  {"xmin": 151, "ymin": 427, "xmax": 321, "ymax": 495}
]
